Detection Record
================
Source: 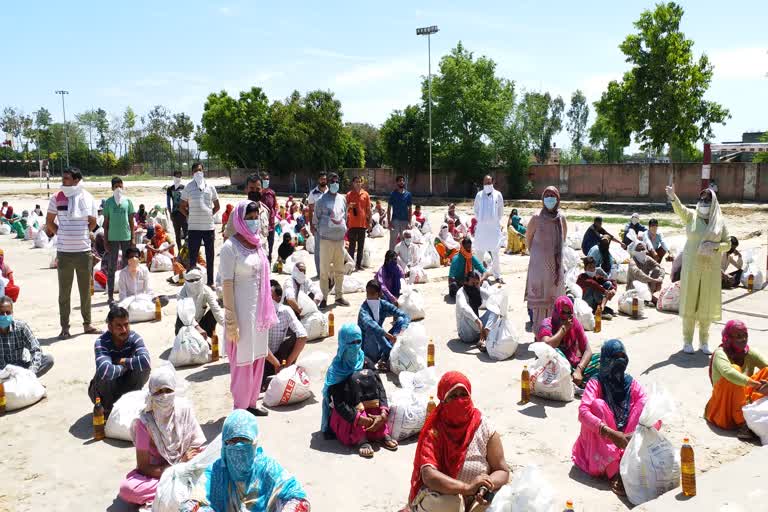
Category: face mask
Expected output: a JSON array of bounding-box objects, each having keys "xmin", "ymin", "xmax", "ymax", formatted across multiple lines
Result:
[
  {"xmin": 442, "ymin": 395, "xmax": 474, "ymax": 427},
  {"xmin": 127, "ymin": 258, "xmax": 139, "ymax": 270},
  {"xmin": 611, "ymin": 357, "xmax": 628, "ymax": 377},
  {"xmin": 246, "ymin": 219, "xmax": 260, "ymax": 233},
  {"xmin": 404, "ymin": 239, "xmax": 411, "ymax": 246},
  {"xmin": 113, "ymin": 188, "xmax": 124, "ymax": 203},
  {"xmin": 697, "ymin": 204, "xmax": 710, "ymax": 217},
  {"xmin": 0, "ymin": 314, "xmax": 12, "ymax": 329},
  {"xmin": 248, "ymin": 191, "xmax": 262, "ymax": 202},
  {"xmin": 329, "ymin": 183, "xmax": 340, "ymax": 194},
  {"xmin": 61, "ymin": 184, "xmax": 80, "ymax": 197},
  {"xmin": 186, "ymin": 279, "xmax": 203, "ymax": 293},
  {"xmin": 151, "ymin": 391, "xmax": 175, "ymax": 413},
  {"xmin": 586, "ymin": 271, "xmax": 596, "ymax": 278},
  {"xmin": 262, "ymin": 180, "xmax": 270, "ymax": 189},
  {"xmin": 631, "ymin": 218, "xmax": 639, "ymax": 226},
  {"xmin": 292, "ymin": 267, "xmax": 306, "ymax": 284},
  {"xmin": 543, "ymin": 197, "xmax": 557, "ymax": 210},
  {"xmin": 483, "ymin": 184, "xmax": 494, "ymax": 194},
  {"xmin": 634, "ymin": 252, "xmax": 647, "ymax": 263},
  {"xmin": 273, "ymin": 299, "xmax": 281, "ymax": 309},
  {"xmin": 173, "ymin": 177, "xmax": 181, "ymax": 186},
  {"xmin": 193, "ymin": 171, "xmax": 204, "ymax": 186},
  {"xmin": 342, "ymin": 344, "xmax": 361, "ymax": 365},
  {"xmin": 224, "ymin": 442, "xmax": 256, "ymax": 481}
]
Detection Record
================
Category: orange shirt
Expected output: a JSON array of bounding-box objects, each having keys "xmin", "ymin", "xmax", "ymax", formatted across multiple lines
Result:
[{"xmin": 346, "ymin": 188, "xmax": 371, "ymax": 229}]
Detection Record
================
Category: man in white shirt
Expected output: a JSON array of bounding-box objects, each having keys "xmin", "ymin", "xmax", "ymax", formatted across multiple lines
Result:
[
  {"xmin": 175, "ymin": 269, "xmax": 225, "ymax": 337},
  {"xmin": 264, "ymin": 280, "xmax": 308, "ymax": 387},
  {"xmin": 312, "ymin": 172, "xmax": 348, "ymax": 309},
  {"xmin": 394, "ymin": 229, "xmax": 421, "ymax": 274},
  {"xmin": 180, "ymin": 162, "xmax": 220, "ymax": 286},
  {"xmin": 473, "ymin": 175, "xmax": 505, "ymax": 284},
  {"xmin": 46, "ymin": 167, "xmax": 99, "ymax": 339},
  {"xmin": 455, "ymin": 271, "xmax": 495, "ymax": 351},
  {"xmin": 307, "ymin": 171, "xmax": 328, "ymax": 277}
]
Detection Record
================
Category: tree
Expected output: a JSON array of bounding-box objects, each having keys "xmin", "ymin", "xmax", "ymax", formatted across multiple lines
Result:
[
  {"xmin": 380, "ymin": 105, "xmax": 429, "ymax": 174},
  {"xmin": 199, "ymin": 87, "xmax": 272, "ymax": 169},
  {"xmin": 595, "ymin": 2, "xmax": 730, "ymax": 154},
  {"xmin": 495, "ymin": 104, "xmax": 531, "ymax": 195},
  {"xmin": 300, "ymin": 90, "xmax": 346, "ymax": 172},
  {"xmin": 344, "ymin": 123, "xmax": 383, "ymax": 168},
  {"xmin": 753, "ymin": 133, "xmax": 768, "ymax": 164},
  {"xmin": 520, "ymin": 91, "xmax": 564, "ymax": 163},
  {"xmin": 145, "ymin": 105, "xmax": 171, "ymax": 138},
  {"xmin": 269, "ymin": 91, "xmax": 312, "ymax": 173},
  {"xmin": 590, "ymin": 80, "xmax": 632, "ymax": 163},
  {"xmin": 169, "ymin": 112, "xmax": 194, "ymax": 166},
  {"xmin": 95, "ymin": 108, "xmax": 110, "ymax": 153},
  {"xmin": 426, "ymin": 42, "xmax": 516, "ymax": 179},
  {"xmin": 76, "ymin": 110, "xmax": 99, "ymax": 150},
  {"xmin": 123, "ymin": 107, "xmax": 137, "ymax": 155},
  {"xmin": 566, "ymin": 90, "xmax": 589, "ymax": 158},
  {"xmin": 340, "ymin": 128, "xmax": 365, "ymax": 169},
  {"xmin": 0, "ymin": 107, "xmax": 22, "ymax": 149}
]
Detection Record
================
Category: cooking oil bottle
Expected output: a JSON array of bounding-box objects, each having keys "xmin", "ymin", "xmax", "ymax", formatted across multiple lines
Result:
[
  {"xmin": 426, "ymin": 396, "xmax": 437, "ymax": 417},
  {"xmin": 93, "ymin": 397, "xmax": 106, "ymax": 441},
  {"xmin": 681, "ymin": 438, "xmax": 696, "ymax": 497},
  {"xmin": 521, "ymin": 365, "xmax": 530, "ymax": 404},
  {"xmin": 328, "ymin": 312, "xmax": 335, "ymax": 337},
  {"xmin": 594, "ymin": 305, "xmax": 602, "ymax": 333},
  {"xmin": 211, "ymin": 332, "xmax": 220, "ymax": 362},
  {"xmin": 427, "ymin": 338, "xmax": 435, "ymax": 367},
  {"xmin": 154, "ymin": 297, "xmax": 162, "ymax": 321}
]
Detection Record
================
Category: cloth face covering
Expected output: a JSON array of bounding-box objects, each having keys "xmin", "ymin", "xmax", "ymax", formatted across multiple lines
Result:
[{"xmin": 596, "ymin": 339, "xmax": 633, "ymax": 431}]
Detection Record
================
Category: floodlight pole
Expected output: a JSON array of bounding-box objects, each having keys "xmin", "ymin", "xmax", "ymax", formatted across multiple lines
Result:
[
  {"xmin": 55, "ymin": 90, "xmax": 70, "ymax": 168},
  {"xmin": 417, "ymin": 25, "xmax": 439, "ymax": 196}
]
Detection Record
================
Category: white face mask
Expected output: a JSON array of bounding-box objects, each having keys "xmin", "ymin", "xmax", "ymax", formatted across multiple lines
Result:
[
  {"xmin": 634, "ymin": 252, "xmax": 647, "ymax": 263},
  {"xmin": 292, "ymin": 267, "xmax": 306, "ymax": 284},
  {"xmin": 186, "ymin": 279, "xmax": 203, "ymax": 293},
  {"xmin": 329, "ymin": 183, "xmax": 340, "ymax": 194},
  {"xmin": 631, "ymin": 218, "xmax": 639, "ymax": 226},
  {"xmin": 404, "ymin": 239, "xmax": 411, "ymax": 246},
  {"xmin": 151, "ymin": 391, "xmax": 175, "ymax": 417},
  {"xmin": 697, "ymin": 204, "xmax": 711, "ymax": 217},
  {"xmin": 61, "ymin": 184, "xmax": 80, "ymax": 197},
  {"xmin": 586, "ymin": 271, "xmax": 596, "ymax": 278},
  {"xmin": 173, "ymin": 177, "xmax": 181, "ymax": 186},
  {"xmin": 542, "ymin": 197, "xmax": 557, "ymax": 210},
  {"xmin": 273, "ymin": 299, "xmax": 281, "ymax": 309},
  {"xmin": 113, "ymin": 188, "xmax": 125, "ymax": 203},
  {"xmin": 193, "ymin": 171, "xmax": 204, "ymax": 186},
  {"xmin": 246, "ymin": 219, "xmax": 260, "ymax": 233},
  {"xmin": 483, "ymin": 184, "xmax": 494, "ymax": 194}
]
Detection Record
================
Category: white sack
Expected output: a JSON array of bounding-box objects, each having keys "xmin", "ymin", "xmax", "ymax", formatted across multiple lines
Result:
[
  {"xmin": 152, "ymin": 435, "xmax": 222, "ymax": 512},
  {"xmin": 528, "ymin": 342, "xmax": 574, "ymax": 402},
  {"xmin": 487, "ymin": 465, "xmax": 557, "ymax": 512},
  {"xmin": 386, "ymin": 367, "xmax": 438, "ymax": 441},
  {"xmin": 0, "ymin": 364, "xmax": 46, "ymax": 410},
  {"xmin": 574, "ymin": 297, "xmax": 595, "ymax": 331},
  {"xmin": 302, "ymin": 311, "xmax": 328, "ymax": 341},
  {"xmin": 657, "ymin": 281, "xmax": 681, "ymax": 312},
  {"xmin": 399, "ymin": 285, "xmax": 425, "ymax": 321},
  {"xmin": 389, "ymin": 322, "xmax": 429, "ymax": 375},
  {"xmin": 120, "ymin": 294, "xmax": 157, "ymax": 323},
  {"xmin": 618, "ymin": 289, "xmax": 646, "ymax": 318},
  {"xmin": 150, "ymin": 253, "xmax": 173, "ymax": 272},
  {"xmin": 743, "ymin": 396, "xmax": 768, "ymax": 446},
  {"xmin": 369, "ymin": 223, "xmax": 385, "ymax": 238},
  {"xmin": 105, "ymin": 390, "xmax": 147, "ymax": 442},
  {"xmin": 422, "ymin": 242, "xmax": 441, "ymax": 269},
  {"xmin": 169, "ymin": 298, "xmax": 210, "ymax": 367},
  {"xmin": 263, "ymin": 364, "xmax": 312, "ymax": 407}
]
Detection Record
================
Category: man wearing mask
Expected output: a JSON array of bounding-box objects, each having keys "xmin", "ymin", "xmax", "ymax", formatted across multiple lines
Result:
[
  {"xmin": 0, "ymin": 296, "xmax": 55, "ymax": 377},
  {"xmin": 283, "ymin": 262, "xmax": 322, "ymax": 317},
  {"xmin": 259, "ymin": 172, "xmax": 277, "ymax": 262},
  {"xmin": 180, "ymin": 162, "xmax": 220, "ymax": 286},
  {"xmin": 224, "ymin": 173, "xmax": 269, "ymax": 241},
  {"xmin": 622, "ymin": 212, "xmax": 647, "ymax": 246},
  {"xmin": 307, "ymin": 171, "xmax": 328, "ymax": 276},
  {"xmin": 46, "ymin": 167, "xmax": 99, "ymax": 339},
  {"xmin": 455, "ymin": 271, "xmax": 494, "ymax": 351},
  {"xmin": 346, "ymin": 175, "xmax": 371, "ymax": 271},
  {"xmin": 264, "ymin": 280, "xmax": 308, "ymax": 386},
  {"xmin": 387, "ymin": 175, "xmax": 412, "ymax": 250},
  {"xmin": 175, "ymin": 268, "xmax": 225, "ymax": 338},
  {"xmin": 357, "ymin": 279, "xmax": 410, "ymax": 369},
  {"xmin": 312, "ymin": 173, "xmax": 349, "ymax": 309},
  {"xmin": 166, "ymin": 170, "xmax": 187, "ymax": 246},
  {"xmin": 473, "ymin": 175, "xmax": 506, "ymax": 283},
  {"xmin": 87, "ymin": 307, "xmax": 151, "ymax": 414},
  {"xmin": 102, "ymin": 176, "xmax": 136, "ymax": 305}
]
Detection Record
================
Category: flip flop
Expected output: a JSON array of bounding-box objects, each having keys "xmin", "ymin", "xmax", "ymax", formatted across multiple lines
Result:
[
  {"xmin": 358, "ymin": 442, "xmax": 374, "ymax": 458},
  {"xmin": 381, "ymin": 436, "xmax": 399, "ymax": 452},
  {"xmin": 610, "ymin": 475, "xmax": 626, "ymax": 497}
]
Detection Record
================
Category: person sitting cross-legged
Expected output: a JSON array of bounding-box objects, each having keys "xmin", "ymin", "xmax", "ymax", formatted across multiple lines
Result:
[
  {"xmin": 455, "ymin": 271, "xmax": 496, "ymax": 352},
  {"xmin": 174, "ymin": 268, "xmax": 225, "ymax": 338},
  {"xmin": 263, "ymin": 280, "xmax": 308, "ymax": 389},
  {"xmin": 448, "ymin": 238, "xmax": 489, "ymax": 299},
  {"xmin": 375, "ymin": 250, "xmax": 405, "ymax": 306},
  {"xmin": 576, "ymin": 256, "xmax": 617, "ymax": 319},
  {"xmin": 88, "ymin": 307, "xmax": 151, "ymax": 413},
  {"xmin": 321, "ymin": 323, "xmax": 399, "ymax": 458},
  {"xmin": 282, "ymin": 262, "xmax": 322, "ymax": 318},
  {"xmin": 357, "ymin": 279, "xmax": 410, "ymax": 372},
  {"xmin": 118, "ymin": 246, "xmax": 152, "ymax": 301},
  {"xmin": 0, "ymin": 295, "xmax": 54, "ymax": 377}
]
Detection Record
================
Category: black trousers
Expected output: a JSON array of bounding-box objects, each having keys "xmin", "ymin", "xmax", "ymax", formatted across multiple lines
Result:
[
  {"xmin": 188, "ymin": 229, "xmax": 215, "ymax": 285},
  {"xmin": 347, "ymin": 227, "xmax": 367, "ymax": 269},
  {"xmin": 171, "ymin": 210, "xmax": 188, "ymax": 246},
  {"xmin": 449, "ymin": 280, "xmax": 461, "ymax": 299},
  {"xmin": 267, "ymin": 230, "xmax": 275, "ymax": 262},
  {"xmin": 175, "ymin": 308, "xmax": 217, "ymax": 336},
  {"xmin": 262, "ymin": 335, "xmax": 297, "ymax": 387},
  {"xmin": 88, "ymin": 367, "xmax": 151, "ymax": 412}
]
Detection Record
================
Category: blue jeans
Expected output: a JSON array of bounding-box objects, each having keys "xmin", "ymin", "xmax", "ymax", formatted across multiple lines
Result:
[
  {"xmin": 187, "ymin": 230, "xmax": 215, "ymax": 285},
  {"xmin": 361, "ymin": 317, "xmax": 409, "ymax": 362}
]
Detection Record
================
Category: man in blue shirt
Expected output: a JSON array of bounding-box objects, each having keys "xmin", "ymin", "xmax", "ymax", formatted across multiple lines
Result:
[
  {"xmin": 386, "ymin": 175, "xmax": 412, "ymax": 250},
  {"xmin": 581, "ymin": 216, "xmax": 623, "ymax": 256},
  {"xmin": 357, "ymin": 280, "xmax": 410, "ymax": 368}
]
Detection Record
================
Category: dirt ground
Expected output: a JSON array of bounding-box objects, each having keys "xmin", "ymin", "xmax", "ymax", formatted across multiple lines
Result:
[{"xmin": 0, "ymin": 178, "xmax": 766, "ymax": 512}]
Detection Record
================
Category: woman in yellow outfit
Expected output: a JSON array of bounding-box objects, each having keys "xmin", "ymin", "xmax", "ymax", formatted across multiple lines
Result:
[{"xmin": 666, "ymin": 185, "xmax": 729, "ymax": 354}]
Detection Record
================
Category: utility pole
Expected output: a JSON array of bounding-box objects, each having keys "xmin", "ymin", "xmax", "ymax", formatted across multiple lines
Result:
[
  {"xmin": 55, "ymin": 90, "xmax": 70, "ymax": 168},
  {"xmin": 416, "ymin": 25, "xmax": 439, "ymax": 196}
]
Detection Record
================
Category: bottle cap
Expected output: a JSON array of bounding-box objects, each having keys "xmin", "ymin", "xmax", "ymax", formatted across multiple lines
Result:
[
  {"xmin": 683, "ymin": 437, "xmax": 690, "ymax": 443},
  {"xmin": 566, "ymin": 500, "xmax": 574, "ymax": 507},
  {"xmin": 95, "ymin": 397, "xmax": 101, "ymax": 404}
]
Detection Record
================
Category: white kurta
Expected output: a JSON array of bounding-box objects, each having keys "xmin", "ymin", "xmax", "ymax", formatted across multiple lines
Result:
[
  {"xmin": 219, "ymin": 236, "xmax": 269, "ymax": 366},
  {"xmin": 473, "ymin": 189, "xmax": 505, "ymax": 251}
]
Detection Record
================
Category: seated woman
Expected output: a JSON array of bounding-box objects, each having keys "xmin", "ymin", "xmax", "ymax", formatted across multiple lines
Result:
[
  {"xmin": 413, "ymin": 204, "xmax": 427, "ymax": 229},
  {"xmin": 10, "ymin": 210, "xmax": 30, "ymax": 239},
  {"xmin": 572, "ymin": 339, "xmax": 658, "ymax": 496},
  {"xmin": 505, "ymin": 209, "xmax": 527, "ymax": 255},
  {"xmin": 705, "ymin": 320, "xmax": 768, "ymax": 439},
  {"xmin": 119, "ymin": 366, "xmax": 206, "ymax": 507},
  {"xmin": 537, "ymin": 296, "xmax": 599, "ymax": 388},
  {"xmin": 118, "ymin": 246, "xmax": 153, "ymax": 301},
  {"xmin": 375, "ymin": 250, "xmax": 404, "ymax": 305},
  {"xmin": 135, "ymin": 203, "xmax": 148, "ymax": 229},
  {"xmin": 277, "ymin": 232, "xmax": 295, "ymax": 263},
  {"xmin": 322, "ymin": 323, "xmax": 399, "ymax": 458},
  {"xmin": 183, "ymin": 409, "xmax": 309, "ymax": 512},
  {"xmin": 448, "ymin": 238, "xmax": 488, "ymax": 299},
  {"xmin": 0, "ymin": 249, "xmax": 20, "ymax": 302},
  {"xmin": 626, "ymin": 240, "xmax": 665, "ymax": 304},
  {"xmin": 587, "ymin": 236, "xmax": 615, "ymax": 276},
  {"xmin": 435, "ymin": 224, "xmax": 460, "ymax": 266},
  {"xmin": 146, "ymin": 223, "xmax": 175, "ymax": 270},
  {"xmin": 408, "ymin": 371, "xmax": 509, "ymax": 512}
]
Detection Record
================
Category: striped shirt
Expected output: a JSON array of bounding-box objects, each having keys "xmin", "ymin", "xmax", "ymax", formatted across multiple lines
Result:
[
  {"xmin": 94, "ymin": 330, "xmax": 151, "ymax": 381},
  {"xmin": 180, "ymin": 180, "xmax": 219, "ymax": 231},
  {"xmin": 48, "ymin": 191, "xmax": 97, "ymax": 253},
  {"xmin": 268, "ymin": 303, "xmax": 307, "ymax": 353},
  {"xmin": 0, "ymin": 320, "xmax": 42, "ymax": 374}
]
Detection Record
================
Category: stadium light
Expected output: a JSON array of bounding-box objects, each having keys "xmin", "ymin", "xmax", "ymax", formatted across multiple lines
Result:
[{"xmin": 416, "ymin": 25, "xmax": 439, "ymax": 196}]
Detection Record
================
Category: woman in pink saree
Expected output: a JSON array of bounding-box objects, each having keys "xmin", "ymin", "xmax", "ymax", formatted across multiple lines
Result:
[{"xmin": 525, "ymin": 187, "xmax": 567, "ymax": 330}]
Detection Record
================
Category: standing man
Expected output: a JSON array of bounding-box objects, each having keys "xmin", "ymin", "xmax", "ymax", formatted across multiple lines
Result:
[
  {"xmin": 46, "ymin": 167, "xmax": 99, "ymax": 339},
  {"xmin": 313, "ymin": 172, "xmax": 349, "ymax": 309},
  {"xmin": 346, "ymin": 175, "xmax": 371, "ymax": 271},
  {"xmin": 224, "ymin": 173, "xmax": 269, "ymax": 241},
  {"xmin": 102, "ymin": 176, "xmax": 135, "ymax": 305},
  {"xmin": 166, "ymin": 169, "xmax": 187, "ymax": 246},
  {"xmin": 473, "ymin": 175, "xmax": 505, "ymax": 284},
  {"xmin": 180, "ymin": 162, "xmax": 220, "ymax": 286},
  {"xmin": 307, "ymin": 171, "xmax": 328, "ymax": 277},
  {"xmin": 387, "ymin": 175, "xmax": 412, "ymax": 250},
  {"xmin": 259, "ymin": 172, "xmax": 277, "ymax": 262}
]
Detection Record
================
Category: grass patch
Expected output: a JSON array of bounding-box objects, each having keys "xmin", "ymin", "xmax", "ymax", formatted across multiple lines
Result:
[
  {"xmin": 568, "ymin": 215, "xmax": 682, "ymax": 228},
  {"xmin": 84, "ymin": 173, "xmax": 165, "ymax": 181}
]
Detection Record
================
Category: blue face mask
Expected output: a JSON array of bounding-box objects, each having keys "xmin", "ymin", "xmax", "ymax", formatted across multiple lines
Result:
[
  {"xmin": 245, "ymin": 219, "xmax": 260, "ymax": 233},
  {"xmin": 329, "ymin": 183, "xmax": 340, "ymax": 194},
  {"xmin": 0, "ymin": 314, "xmax": 11, "ymax": 329},
  {"xmin": 223, "ymin": 442, "xmax": 256, "ymax": 482},
  {"xmin": 343, "ymin": 344, "xmax": 361, "ymax": 365},
  {"xmin": 543, "ymin": 197, "xmax": 558, "ymax": 210},
  {"xmin": 261, "ymin": 179, "xmax": 270, "ymax": 189}
]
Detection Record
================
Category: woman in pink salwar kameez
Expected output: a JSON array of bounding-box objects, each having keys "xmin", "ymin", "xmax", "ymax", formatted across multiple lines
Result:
[{"xmin": 572, "ymin": 339, "xmax": 658, "ymax": 496}]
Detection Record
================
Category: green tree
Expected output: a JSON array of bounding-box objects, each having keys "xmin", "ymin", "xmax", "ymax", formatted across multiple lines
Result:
[
  {"xmin": 95, "ymin": 108, "xmax": 110, "ymax": 153},
  {"xmin": 566, "ymin": 90, "xmax": 589, "ymax": 158},
  {"xmin": 380, "ymin": 105, "xmax": 429, "ymax": 174},
  {"xmin": 199, "ymin": 87, "xmax": 272, "ymax": 169},
  {"xmin": 169, "ymin": 112, "xmax": 194, "ymax": 166},
  {"xmin": 123, "ymin": 106, "xmax": 137, "ymax": 155},
  {"xmin": 426, "ymin": 42, "xmax": 515, "ymax": 179},
  {"xmin": 340, "ymin": 127, "xmax": 365, "ymax": 168},
  {"xmin": 269, "ymin": 91, "xmax": 312, "ymax": 173},
  {"xmin": 344, "ymin": 122, "xmax": 383, "ymax": 168},
  {"xmin": 753, "ymin": 133, "xmax": 768, "ymax": 163},
  {"xmin": 595, "ymin": 2, "xmax": 730, "ymax": 154},
  {"xmin": 495, "ymin": 104, "xmax": 531, "ymax": 195},
  {"xmin": 0, "ymin": 107, "xmax": 22, "ymax": 149},
  {"xmin": 520, "ymin": 91, "xmax": 565, "ymax": 163},
  {"xmin": 300, "ymin": 90, "xmax": 346, "ymax": 172},
  {"xmin": 146, "ymin": 105, "xmax": 171, "ymax": 138},
  {"xmin": 76, "ymin": 110, "xmax": 99, "ymax": 150}
]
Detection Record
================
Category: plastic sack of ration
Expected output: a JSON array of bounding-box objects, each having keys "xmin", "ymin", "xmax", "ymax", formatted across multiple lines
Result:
[{"xmin": 263, "ymin": 364, "xmax": 313, "ymax": 407}]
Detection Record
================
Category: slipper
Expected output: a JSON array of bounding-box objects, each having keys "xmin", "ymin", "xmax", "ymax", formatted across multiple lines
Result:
[
  {"xmin": 610, "ymin": 475, "xmax": 626, "ymax": 497},
  {"xmin": 358, "ymin": 442, "xmax": 374, "ymax": 458},
  {"xmin": 83, "ymin": 325, "xmax": 100, "ymax": 335},
  {"xmin": 736, "ymin": 425, "xmax": 757, "ymax": 441},
  {"xmin": 477, "ymin": 341, "xmax": 487, "ymax": 353},
  {"xmin": 381, "ymin": 435, "xmax": 399, "ymax": 452}
]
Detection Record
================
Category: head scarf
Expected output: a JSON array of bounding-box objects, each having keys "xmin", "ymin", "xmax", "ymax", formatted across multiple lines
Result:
[
  {"xmin": 698, "ymin": 189, "xmax": 725, "ymax": 244},
  {"xmin": 232, "ymin": 201, "xmax": 277, "ymax": 330},
  {"xmin": 136, "ymin": 366, "xmax": 202, "ymax": 465},
  {"xmin": 438, "ymin": 223, "xmax": 460, "ymax": 251},
  {"xmin": 597, "ymin": 236, "xmax": 612, "ymax": 273},
  {"xmin": 628, "ymin": 239, "xmax": 647, "ymax": 264},
  {"xmin": 221, "ymin": 203, "xmax": 234, "ymax": 226},
  {"xmin": 152, "ymin": 223, "xmax": 166, "ymax": 247},
  {"xmin": 708, "ymin": 319, "xmax": 751, "ymax": 386},
  {"xmin": 321, "ymin": 324, "xmax": 365, "ymax": 432},
  {"xmin": 379, "ymin": 254, "xmax": 403, "ymax": 298},
  {"xmin": 463, "ymin": 278, "xmax": 482, "ymax": 316},
  {"xmin": 459, "ymin": 241, "xmax": 474, "ymax": 276},
  {"xmin": 409, "ymin": 372, "xmax": 483, "ymax": 502},
  {"xmin": 540, "ymin": 186, "xmax": 564, "ymax": 285},
  {"xmin": 469, "ymin": 217, "xmax": 478, "ymax": 236},
  {"xmin": 597, "ymin": 339, "xmax": 633, "ymax": 431},
  {"xmin": 538, "ymin": 296, "xmax": 588, "ymax": 367},
  {"xmin": 183, "ymin": 268, "xmax": 205, "ymax": 297},
  {"xmin": 206, "ymin": 410, "xmax": 307, "ymax": 512}
]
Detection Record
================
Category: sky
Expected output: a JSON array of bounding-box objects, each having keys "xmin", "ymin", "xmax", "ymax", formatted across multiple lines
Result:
[{"xmin": 1, "ymin": 0, "xmax": 766, "ymax": 150}]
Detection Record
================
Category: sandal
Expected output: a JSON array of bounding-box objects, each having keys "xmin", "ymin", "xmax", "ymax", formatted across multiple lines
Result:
[
  {"xmin": 381, "ymin": 435, "xmax": 399, "ymax": 452},
  {"xmin": 737, "ymin": 424, "xmax": 757, "ymax": 441},
  {"xmin": 358, "ymin": 442, "xmax": 374, "ymax": 458},
  {"xmin": 375, "ymin": 359, "xmax": 390, "ymax": 373},
  {"xmin": 610, "ymin": 474, "xmax": 626, "ymax": 497},
  {"xmin": 477, "ymin": 340, "xmax": 487, "ymax": 353}
]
